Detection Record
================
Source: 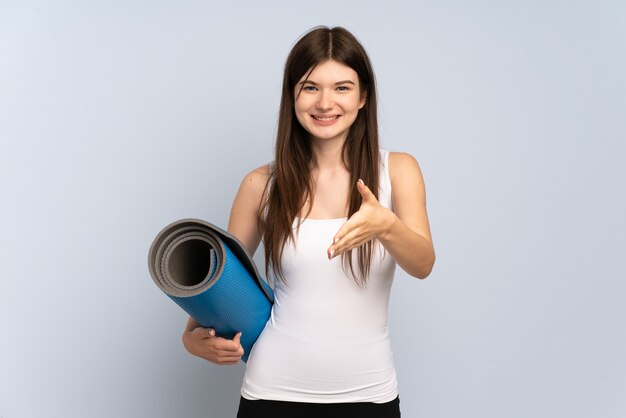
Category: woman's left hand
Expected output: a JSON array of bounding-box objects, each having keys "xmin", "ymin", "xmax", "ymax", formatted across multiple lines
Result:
[{"xmin": 327, "ymin": 179, "xmax": 396, "ymax": 259}]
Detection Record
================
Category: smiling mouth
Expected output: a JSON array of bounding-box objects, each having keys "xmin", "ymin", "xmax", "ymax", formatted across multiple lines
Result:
[{"xmin": 312, "ymin": 115, "xmax": 340, "ymax": 121}]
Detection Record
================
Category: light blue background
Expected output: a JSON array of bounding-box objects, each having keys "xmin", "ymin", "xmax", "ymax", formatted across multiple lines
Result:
[{"xmin": 1, "ymin": 1, "xmax": 625, "ymax": 417}]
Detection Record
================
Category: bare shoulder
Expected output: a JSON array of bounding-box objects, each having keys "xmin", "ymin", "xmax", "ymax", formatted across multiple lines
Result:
[
  {"xmin": 249, "ymin": 163, "xmax": 271, "ymax": 179},
  {"xmin": 238, "ymin": 164, "xmax": 271, "ymax": 199},
  {"xmin": 244, "ymin": 163, "xmax": 271, "ymax": 185},
  {"xmin": 388, "ymin": 151, "xmax": 424, "ymax": 185}
]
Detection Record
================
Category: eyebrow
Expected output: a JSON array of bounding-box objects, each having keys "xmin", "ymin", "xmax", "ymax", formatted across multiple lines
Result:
[{"xmin": 298, "ymin": 80, "xmax": 356, "ymax": 86}]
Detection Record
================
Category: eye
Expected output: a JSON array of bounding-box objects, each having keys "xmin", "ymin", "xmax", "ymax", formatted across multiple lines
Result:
[
  {"xmin": 336, "ymin": 86, "xmax": 351, "ymax": 91},
  {"xmin": 302, "ymin": 85, "xmax": 318, "ymax": 91}
]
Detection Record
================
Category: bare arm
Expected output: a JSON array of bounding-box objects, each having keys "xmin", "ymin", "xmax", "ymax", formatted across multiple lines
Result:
[
  {"xmin": 379, "ymin": 152, "xmax": 435, "ymax": 278},
  {"xmin": 227, "ymin": 164, "xmax": 271, "ymax": 255}
]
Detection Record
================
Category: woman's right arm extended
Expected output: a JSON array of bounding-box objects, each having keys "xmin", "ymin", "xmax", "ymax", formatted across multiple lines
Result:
[{"xmin": 181, "ymin": 165, "xmax": 270, "ymax": 365}]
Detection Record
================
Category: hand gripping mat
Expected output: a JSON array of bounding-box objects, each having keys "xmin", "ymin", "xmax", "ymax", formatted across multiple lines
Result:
[{"xmin": 148, "ymin": 218, "xmax": 273, "ymax": 362}]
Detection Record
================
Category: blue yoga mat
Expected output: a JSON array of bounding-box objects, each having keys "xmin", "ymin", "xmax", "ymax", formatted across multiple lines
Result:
[{"xmin": 148, "ymin": 218, "xmax": 273, "ymax": 362}]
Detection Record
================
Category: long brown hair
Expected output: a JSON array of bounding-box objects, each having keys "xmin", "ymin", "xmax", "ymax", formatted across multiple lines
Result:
[{"xmin": 261, "ymin": 26, "xmax": 380, "ymax": 285}]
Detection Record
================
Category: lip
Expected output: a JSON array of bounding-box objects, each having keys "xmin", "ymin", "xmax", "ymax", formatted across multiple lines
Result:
[{"xmin": 311, "ymin": 114, "xmax": 341, "ymax": 126}]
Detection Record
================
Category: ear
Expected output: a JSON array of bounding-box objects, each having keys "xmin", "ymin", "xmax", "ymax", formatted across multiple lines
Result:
[{"xmin": 358, "ymin": 90, "xmax": 367, "ymax": 110}]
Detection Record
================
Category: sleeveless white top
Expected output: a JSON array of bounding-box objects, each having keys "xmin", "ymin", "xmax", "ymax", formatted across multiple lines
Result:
[{"xmin": 241, "ymin": 149, "xmax": 398, "ymax": 403}]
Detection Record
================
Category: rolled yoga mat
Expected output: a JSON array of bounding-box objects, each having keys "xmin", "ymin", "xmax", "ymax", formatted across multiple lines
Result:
[{"xmin": 148, "ymin": 218, "xmax": 274, "ymax": 362}]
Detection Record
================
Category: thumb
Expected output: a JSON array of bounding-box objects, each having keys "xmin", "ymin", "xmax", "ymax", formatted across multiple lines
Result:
[
  {"xmin": 233, "ymin": 332, "xmax": 242, "ymax": 345},
  {"xmin": 201, "ymin": 328, "xmax": 216, "ymax": 338},
  {"xmin": 357, "ymin": 179, "xmax": 376, "ymax": 203}
]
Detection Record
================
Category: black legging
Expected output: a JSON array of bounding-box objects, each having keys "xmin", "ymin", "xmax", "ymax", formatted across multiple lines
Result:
[{"xmin": 237, "ymin": 396, "xmax": 401, "ymax": 418}]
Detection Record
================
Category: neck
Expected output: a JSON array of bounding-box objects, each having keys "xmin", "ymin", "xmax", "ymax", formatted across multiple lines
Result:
[{"xmin": 309, "ymin": 136, "xmax": 346, "ymax": 171}]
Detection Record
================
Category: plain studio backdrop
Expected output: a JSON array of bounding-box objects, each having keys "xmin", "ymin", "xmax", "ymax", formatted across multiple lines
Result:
[{"xmin": 1, "ymin": 1, "xmax": 625, "ymax": 417}]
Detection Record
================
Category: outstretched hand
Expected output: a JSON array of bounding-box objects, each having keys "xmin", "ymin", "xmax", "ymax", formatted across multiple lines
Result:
[{"xmin": 327, "ymin": 179, "xmax": 396, "ymax": 260}]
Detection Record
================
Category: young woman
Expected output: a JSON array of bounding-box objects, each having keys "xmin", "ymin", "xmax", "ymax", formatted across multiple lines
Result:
[{"xmin": 183, "ymin": 26, "xmax": 435, "ymax": 418}]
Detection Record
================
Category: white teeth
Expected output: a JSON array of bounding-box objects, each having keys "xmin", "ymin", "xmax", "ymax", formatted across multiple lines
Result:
[{"xmin": 314, "ymin": 116, "xmax": 338, "ymax": 121}]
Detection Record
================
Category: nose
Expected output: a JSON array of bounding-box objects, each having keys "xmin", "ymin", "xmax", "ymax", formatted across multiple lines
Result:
[{"xmin": 316, "ymin": 89, "xmax": 333, "ymax": 110}]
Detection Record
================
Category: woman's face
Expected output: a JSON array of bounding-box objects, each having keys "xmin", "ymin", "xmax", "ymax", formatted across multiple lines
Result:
[{"xmin": 294, "ymin": 60, "xmax": 366, "ymax": 143}]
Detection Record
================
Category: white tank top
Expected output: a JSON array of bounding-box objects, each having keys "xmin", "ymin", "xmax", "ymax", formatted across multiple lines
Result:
[{"xmin": 241, "ymin": 149, "xmax": 398, "ymax": 403}]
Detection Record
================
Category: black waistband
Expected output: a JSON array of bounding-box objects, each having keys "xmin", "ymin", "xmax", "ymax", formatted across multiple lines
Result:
[{"xmin": 237, "ymin": 395, "xmax": 401, "ymax": 418}]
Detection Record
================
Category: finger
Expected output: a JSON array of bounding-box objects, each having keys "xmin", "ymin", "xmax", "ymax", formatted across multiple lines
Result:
[
  {"xmin": 214, "ymin": 333, "xmax": 244, "ymax": 352},
  {"xmin": 218, "ymin": 360, "xmax": 240, "ymax": 365},
  {"xmin": 332, "ymin": 229, "xmax": 371, "ymax": 258},
  {"xmin": 356, "ymin": 179, "xmax": 377, "ymax": 203},
  {"xmin": 193, "ymin": 327, "xmax": 216, "ymax": 338},
  {"xmin": 331, "ymin": 214, "xmax": 364, "ymax": 246},
  {"xmin": 233, "ymin": 332, "xmax": 245, "ymax": 356},
  {"xmin": 212, "ymin": 336, "xmax": 241, "ymax": 351},
  {"xmin": 217, "ymin": 357, "xmax": 242, "ymax": 365},
  {"xmin": 217, "ymin": 351, "xmax": 243, "ymax": 361},
  {"xmin": 329, "ymin": 221, "xmax": 351, "ymax": 259},
  {"xmin": 328, "ymin": 224, "xmax": 352, "ymax": 258},
  {"xmin": 329, "ymin": 215, "xmax": 367, "ymax": 257}
]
